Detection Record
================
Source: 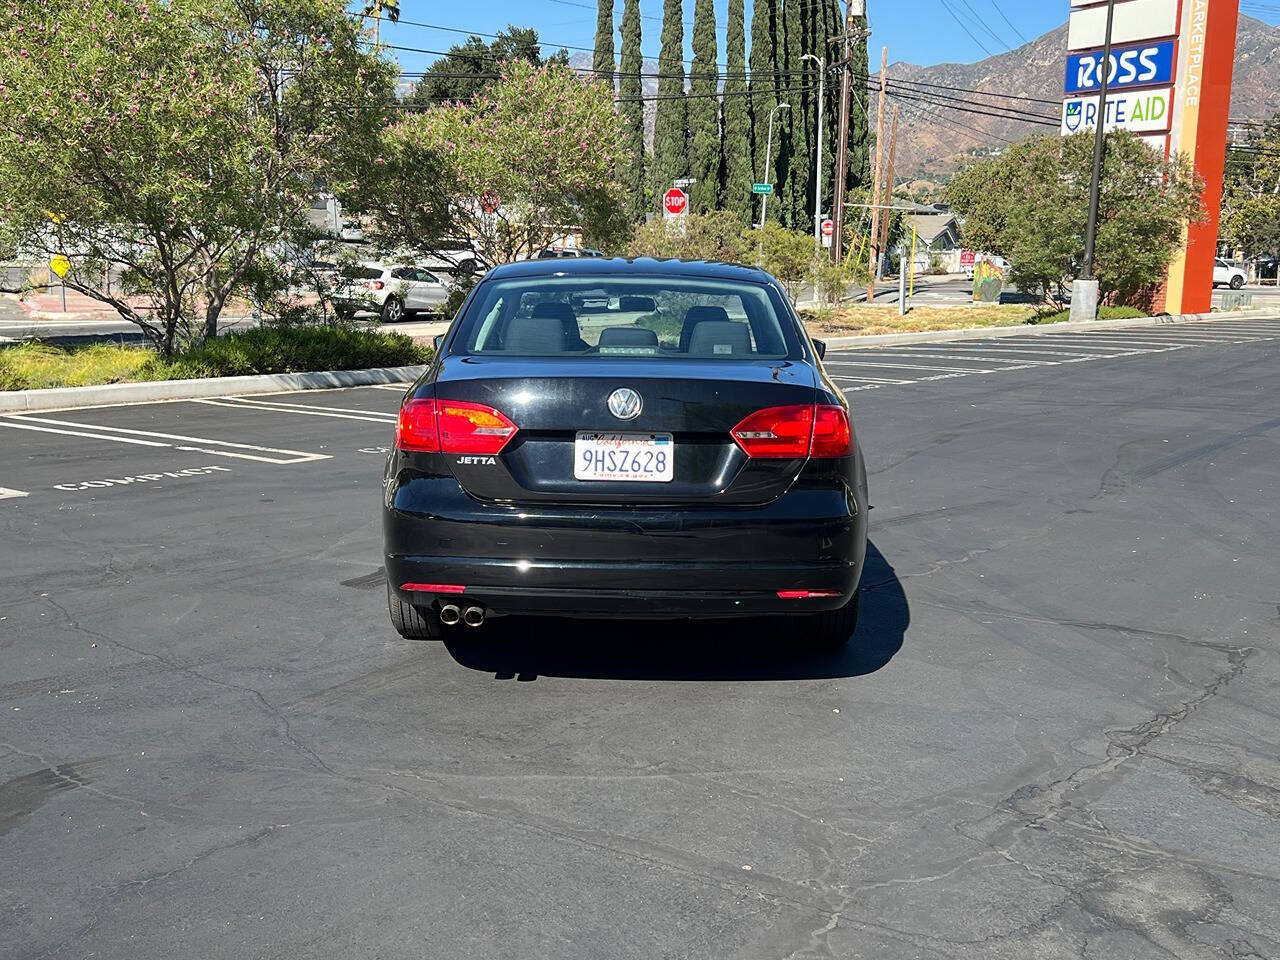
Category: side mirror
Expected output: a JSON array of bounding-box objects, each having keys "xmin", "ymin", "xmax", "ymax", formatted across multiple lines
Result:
[
  {"xmin": 812, "ymin": 338, "xmax": 827, "ymax": 359},
  {"xmin": 432, "ymin": 334, "xmax": 444, "ymax": 352}
]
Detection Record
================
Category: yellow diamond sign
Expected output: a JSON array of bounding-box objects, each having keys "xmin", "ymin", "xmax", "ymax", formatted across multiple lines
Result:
[{"xmin": 49, "ymin": 255, "xmax": 71, "ymax": 279}]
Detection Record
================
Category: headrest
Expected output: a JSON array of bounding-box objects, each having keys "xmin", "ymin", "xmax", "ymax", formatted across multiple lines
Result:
[
  {"xmin": 686, "ymin": 320, "xmax": 753, "ymax": 356},
  {"xmin": 680, "ymin": 305, "xmax": 732, "ymax": 351},
  {"xmin": 504, "ymin": 315, "xmax": 567, "ymax": 353}
]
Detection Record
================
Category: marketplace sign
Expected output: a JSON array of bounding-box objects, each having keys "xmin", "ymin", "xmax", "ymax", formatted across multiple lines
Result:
[{"xmin": 1062, "ymin": 0, "xmax": 1242, "ymax": 315}]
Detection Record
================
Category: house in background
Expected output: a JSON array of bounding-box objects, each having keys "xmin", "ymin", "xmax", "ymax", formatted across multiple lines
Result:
[{"xmin": 895, "ymin": 204, "xmax": 964, "ymax": 273}]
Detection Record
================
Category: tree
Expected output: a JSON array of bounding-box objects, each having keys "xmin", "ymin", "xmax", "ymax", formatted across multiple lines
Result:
[
  {"xmin": 618, "ymin": 0, "xmax": 647, "ymax": 220},
  {"xmin": 364, "ymin": 62, "xmax": 630, "ymax": 268},
  {"xmin": 625, "ymin": 211, "xmax": 754, "ymax": 263},
  {"xmin": 779, "ymin": 0, "xmax": 808, "ymax": 229},
  {"xmin": 688, "ymin": 0, "xmax": 720, "ymax": 214},
  {"xmin": 360, "ymin": 0, "xmax": 399, "ymax": 44},
  {"xmin": 409, "ymin": 28, "xmax": 567, "ymax": 106},
  {"xmin": 847, "ymin": 11, "xmax": 872, "ymax": 192},
  {"xmin": 1222, "ymin": 116, "xmax": 1280, "ymax": 263},
  {"xmin": 946, "ymin": 133, "xmax": 1204, "ymax": 306},
  {"xmin": 721, "ymin": 0, "xmax": 753, "ymax": 223},
  {"xmin": 594, "ymin": 0, "xmax": 615, "ymax": 81},
  {"xmin": 0, "ymin": 0, "xmax": 393, "ymax": 355},
  {"xmin": 754, "ymin": 222, "xmax": 815, "ymax": 298},
  {"xmin": 749, "ymin": 0, "xmax": 779, "ymax": 213},
  {"xmin": 651, "ymin": 0, "xmax": 688, "ymax": 204}
]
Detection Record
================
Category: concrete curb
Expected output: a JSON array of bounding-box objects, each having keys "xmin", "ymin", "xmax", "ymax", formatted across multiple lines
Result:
[
  {"xmin": 0, "ymin": 365, "xmax": 424, "ymax": 413},
  {"xmin": 818, "ymin": 309, "xmax": 1280, "ymax": 349}
]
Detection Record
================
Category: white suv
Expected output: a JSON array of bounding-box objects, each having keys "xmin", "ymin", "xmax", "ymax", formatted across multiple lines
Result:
[
  {"xmin": 1213, "ymin": 258, "xmax": 1247, "ymax": 290},
  {"xmin": 333, "ymin": 262, "xmax": 449, "ymax": 323}
]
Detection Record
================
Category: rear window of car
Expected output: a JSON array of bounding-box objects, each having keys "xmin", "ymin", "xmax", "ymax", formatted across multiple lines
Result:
[
  {"xmin": 346, "ymin": 267, "xmax": 384, "ymax": 280},
  {"xmin": 453, "ymin": 276, "xmax": 800, "ymax": 359}
]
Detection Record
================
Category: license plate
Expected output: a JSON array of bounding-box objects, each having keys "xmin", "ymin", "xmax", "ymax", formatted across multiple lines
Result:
[{"xmin": 574, "ymin": 432, "xmax": 674, "ymax": 482}]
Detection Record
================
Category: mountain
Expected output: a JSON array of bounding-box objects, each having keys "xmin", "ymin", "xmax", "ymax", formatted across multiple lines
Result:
[{"xmin": 889, "ymin": 14, "xmax": 1280, "ymax": 179}]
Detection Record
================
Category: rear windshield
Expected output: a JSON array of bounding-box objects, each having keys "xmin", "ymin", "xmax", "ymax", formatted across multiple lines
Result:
[
  {"xmin": 453, "ymin": 276, "xmax": 800, "ymax": 359},
  {"xmin": 346, "ymin": 267, "xmax": 384, "ymax": 280}
]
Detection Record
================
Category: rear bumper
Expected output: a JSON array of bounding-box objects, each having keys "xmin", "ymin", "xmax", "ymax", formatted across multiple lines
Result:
[{"xmin": 384, "ymin": 475, "xmax": 867, "ymax": 619}]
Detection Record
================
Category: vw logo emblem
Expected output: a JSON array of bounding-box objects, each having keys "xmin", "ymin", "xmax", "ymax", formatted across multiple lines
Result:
[{"xmin": 607, "ymin": 387, "xmax": 643, "ymax": 420}]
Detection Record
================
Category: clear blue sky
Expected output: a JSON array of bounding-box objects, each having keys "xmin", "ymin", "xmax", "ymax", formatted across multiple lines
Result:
[{"xmin": 370, "ymin": 1, "xmax": 1280, "ymax": 76}]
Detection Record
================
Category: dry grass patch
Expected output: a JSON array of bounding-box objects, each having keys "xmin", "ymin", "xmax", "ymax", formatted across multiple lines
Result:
[{"xmin": 803, "ymin": 305, "xmax": 1043, "ymax": 337}]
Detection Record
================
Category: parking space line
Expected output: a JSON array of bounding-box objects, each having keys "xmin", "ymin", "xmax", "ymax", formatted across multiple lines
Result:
[
  {"xmin": 366, "ymin": 384, "xmax": 413, "ymax": 392},
  {"xmin": 1, "ymin": 415, "xmax": 330, "ymax": 464},
  {"xmin": 0, "ymin": 420, "xmax": 172, "ymax": 447},
  {"xmin": 192, "ymin": 398, "xmax": 396, "ymax": 423},
  {"xmin": 0, "ymin": 486, "xmax": 30, "ymax": 500},
  {"xmin": 1017, "ymin": 338, "xmax": 1184, "ymax": 351},
  {"xmin": 825, "ymin": 360, "xmax": 996, "ymax": 373},
  {"xmin": 831, "ymin": 374, "xmax": 916, "ymax": 384},
  {"xmin": 843, "ymin": 351, "xmax": 1061, "ymax": 365},
  {"xmin": 874, "ymin": 344, "xmax": 1115, "ymax": 360}
]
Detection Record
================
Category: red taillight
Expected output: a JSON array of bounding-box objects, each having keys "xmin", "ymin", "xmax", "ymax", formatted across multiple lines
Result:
[
  {"xmin": 811, "ymin": 405, "xmax": 853, "ymax": 458},
  {"xmin": 396, "ymin": 398, "xmax": 518, "ymax": 455},
  {"xmin": 731, "ymin": 404, "xmax": 852, "ymax": 459},
  {"xmin": 366, "ymin": 279, "xmax": 385, "ymax": 290},
  {"xmin": 402, "ymin": 582, "xmax": 466, "ymax": 594},
  {"xmin": 396, "ymin": 398, "xmax": 440, "ymax": 452},
  {"xmin": 777, "ymin": 589, "xmax": 842, "ymax": 599}
]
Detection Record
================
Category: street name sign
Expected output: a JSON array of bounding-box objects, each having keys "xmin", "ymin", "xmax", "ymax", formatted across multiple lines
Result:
[{"xmin": 751, "ymin": 183, "xmax": 774, "ymax": 195}]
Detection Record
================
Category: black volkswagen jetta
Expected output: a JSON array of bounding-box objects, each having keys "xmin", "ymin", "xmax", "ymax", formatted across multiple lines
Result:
[{"xmin": 382, "ymin": 258, "xmax": 869, "ymax": 647}]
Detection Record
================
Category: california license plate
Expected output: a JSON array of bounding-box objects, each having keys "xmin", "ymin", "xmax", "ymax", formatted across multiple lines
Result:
[{"xmin": 574, "ymin": 432, "xmax": 674, "ymax": 482}]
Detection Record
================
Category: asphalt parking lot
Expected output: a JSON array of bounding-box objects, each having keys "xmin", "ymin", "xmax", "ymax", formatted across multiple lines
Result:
[{"xmin": 2, "ymin": 317, "xmax": 1279, "ymax": 959}]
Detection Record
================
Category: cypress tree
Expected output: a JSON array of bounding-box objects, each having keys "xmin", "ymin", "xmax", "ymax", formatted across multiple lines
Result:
[
  {"xmin": 722, "ymin": 0, "xmax": 752, "ymax": 223},
  {"xmin": 749, "ymin": 0, "xmax": 778, "ymax": 212},
  {"xmin": 651, "ymin": 0, "xmax": 688, "ymax": 206},
  {"xmin": 779, "ymin": 0, "xmax": 808, "ymax": 229},
  {"xmin": 688, "ymin": 0, "xmax": 719, "ymax": 213},
  {"xmin": 593, "ymin": 0, "xmax": 615, "ymax": 82},
  {"xmin": 618, "ymin": 0, "xmax": 646, "ymax": 219},
  {"xmin": 848, "ymin": 9, "xmax": 871, "ymax": 191}
]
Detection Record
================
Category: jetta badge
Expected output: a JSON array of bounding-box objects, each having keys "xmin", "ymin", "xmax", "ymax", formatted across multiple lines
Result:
[{"xmin": 607, "ymin": 387, "xmax": 643, "ymax": 420}]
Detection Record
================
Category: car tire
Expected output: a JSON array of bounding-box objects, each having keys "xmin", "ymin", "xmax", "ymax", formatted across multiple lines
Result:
[
  {"xmin": 381, "ymin": 295, "xmax": 404, "ymax": 324},
  {"xmin": 1230, "ymin": 275, "xmax": 1245, "ymax": 290},
  {"xmin": 387, "ymin": 585, "xmax": 444, "ymax": 640},
  {"xmin": 793, "ymin": 587, "xmax": 861, "ymax": 650}
]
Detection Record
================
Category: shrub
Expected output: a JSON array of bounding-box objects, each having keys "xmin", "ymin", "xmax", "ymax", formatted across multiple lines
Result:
[
  {"xmin": 625, "ymin": 211, "xmax": 754, "ymax": 263},
  {"xmin": 1030, "ymin": 305, "xmax": 1147, "ymax": 325},
  {"xmin": 156, "ymin": 326, "xmax": 430, "ymax": 379}
]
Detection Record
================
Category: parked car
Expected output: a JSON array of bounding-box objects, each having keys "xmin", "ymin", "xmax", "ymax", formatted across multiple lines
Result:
[
  {"xmin": 537, "ymin": 247, "xmax": 605, "ymax": 259},
  {"xmin": 332, "ymin": 262, "xmax": 449, "ymax": 323},
  {"xmin": 1213, "ymin": 258, "xmax": 1247, "ymax": 289},
  {"xmin": 383, "ymin": 258, "xmax": 869, "ymax": 648}
]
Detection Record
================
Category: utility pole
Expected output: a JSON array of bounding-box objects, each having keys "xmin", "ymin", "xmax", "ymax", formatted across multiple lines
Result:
[
  {"xmin": 1073, "ymin": 0, "xmax": 1116, "ymax": 322},
  {"xmin": 830, "ymin": 0, "xmax": 868, "ymax": 264},
  {"xmin": 758, "ymin": 103, "xmax": 790, "ymax": 229},
  {"xmin": 802, "ymin": 54, "xmax": 826, "ymax": 250},
  {"xmin": 875, "ymin": 105, "xmax": 900, "ymax": 284},
  {"xmin": 866, "ymin": 46, "xmax": 888, "ymax": 304}
]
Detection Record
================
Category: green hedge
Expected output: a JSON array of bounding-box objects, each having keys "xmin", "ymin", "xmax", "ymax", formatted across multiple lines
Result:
[
  {"xmin": 1030, "ymin": 306, "xmax": 1147, "ymax": 325},
  {"xmin": 1, "ymin": 326, "xmax": 430, "ymax": 391}
]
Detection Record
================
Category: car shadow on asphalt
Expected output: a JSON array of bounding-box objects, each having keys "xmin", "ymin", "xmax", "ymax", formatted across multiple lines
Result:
[{"xmin": 443, "ymin": 542, "xmax": 908, "ymax": 682}]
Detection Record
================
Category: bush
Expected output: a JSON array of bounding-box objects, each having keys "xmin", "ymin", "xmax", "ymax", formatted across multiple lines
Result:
[
  {"xmin": 156, "ymin": 326, "xmax": 430, "ymax": 379},
  {"xmin": 625, "ymin": 211, "xmax": 754, "ymax": 263},
  {"xmin": 1, "ymin": 327, "xmax": 429, "ymax": 391},
  {"xmin": 1030, "ymin": 305, "xmax": 1147, "ymax": 325}
]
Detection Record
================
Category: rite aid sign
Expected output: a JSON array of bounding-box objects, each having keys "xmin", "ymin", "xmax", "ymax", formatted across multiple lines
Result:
[
  {"xmin": 1061, "ymin": 87, "xmax": 1171, "ymax": 135},
  {"xmin": 1065, "ymin": 39, "xmax": 1175, "ymax": 94}
]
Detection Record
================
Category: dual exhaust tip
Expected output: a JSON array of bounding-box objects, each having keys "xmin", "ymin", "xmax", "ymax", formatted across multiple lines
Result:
[{"xmin": 439, "ymin": 603, "xmax": 485, "ymax": 627}]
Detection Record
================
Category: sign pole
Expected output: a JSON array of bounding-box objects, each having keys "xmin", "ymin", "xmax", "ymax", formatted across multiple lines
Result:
[{"xmin": 1082, "ymin": 0, "xmax": 1117, "ymax": 282}]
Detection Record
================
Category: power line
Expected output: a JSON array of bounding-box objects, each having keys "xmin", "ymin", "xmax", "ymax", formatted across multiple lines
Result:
[
  {"xmin": 935, "ymin": 0, "xmax": 996, "ymax": 58},
  {"xmin": 988, "ymin": 0, "xmax": 1031, "ymax": 45}
]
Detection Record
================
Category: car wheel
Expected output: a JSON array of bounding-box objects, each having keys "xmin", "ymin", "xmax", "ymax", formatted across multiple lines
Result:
[
  {"xmin": 792, "ymin": 587, "xmax": 861, "ymax": 650},
  {"xmin": 381, "ymin": 295, "xmax": 404, "ymax": 323},
  {"xmin": 1230, "ymin": 275, "xmax": 1245, "ymax": 290},
  {"xmin": 387, "ymin": 585, "xmax": 444, "ymax": 640}
]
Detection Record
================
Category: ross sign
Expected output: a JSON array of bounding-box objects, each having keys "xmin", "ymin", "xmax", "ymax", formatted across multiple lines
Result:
[
  {"xmin": 662, "ymin": 188, "xmax": 688, "ymax": 218},
  {"xmin": 1061, "ymin": 87, "xmax": 1172, "ymax": 135},
  {"xmin": 1065, "ymin": 39, "xmax": 1176, "ymax": 95},
  {"xmin": 1067, "ymin": 0, "xmax": 1179, "ymax": 49},
  {"xmin": 49, "ymin": 255, "xmax": 70, "ymax": 279},
  {"xmin": 751, "ymin": 183, "xmax": 774, "ymax": 195}
]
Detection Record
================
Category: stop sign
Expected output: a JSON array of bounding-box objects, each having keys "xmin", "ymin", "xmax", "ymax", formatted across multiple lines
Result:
[
  {"xmin": 663, "ymin": 188, "xmax": 688, "ymax": 217},
  {"xmin": 821, "ymin": 219, "xmax": 834, "ymax": 238}
]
